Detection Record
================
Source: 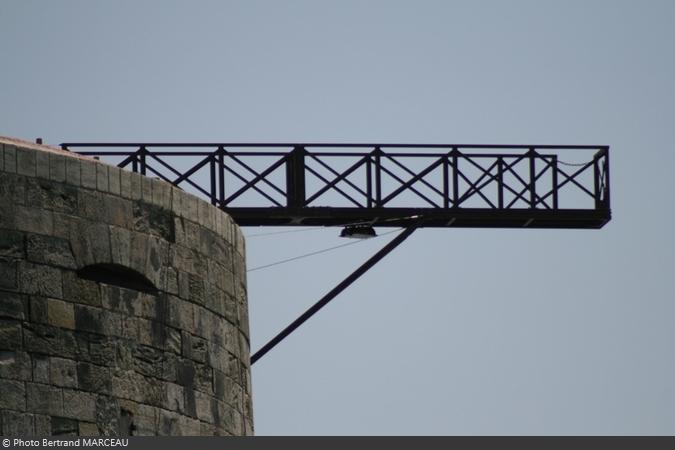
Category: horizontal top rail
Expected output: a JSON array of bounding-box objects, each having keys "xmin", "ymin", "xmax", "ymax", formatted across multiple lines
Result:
[{"xmin": 62, "ymin": 142, "xmax": 608, "ymax": 150}]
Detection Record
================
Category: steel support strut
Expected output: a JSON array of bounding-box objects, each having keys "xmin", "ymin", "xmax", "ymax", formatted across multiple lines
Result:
[{"xmin": 250, "ymin": 223, "xmax": 419, "ymax": 364}]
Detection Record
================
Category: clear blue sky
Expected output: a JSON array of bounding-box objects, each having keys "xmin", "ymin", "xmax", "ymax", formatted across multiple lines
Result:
[{"xmin": 2, "ymin": 0, "xmax": 675, "ymax": 435}]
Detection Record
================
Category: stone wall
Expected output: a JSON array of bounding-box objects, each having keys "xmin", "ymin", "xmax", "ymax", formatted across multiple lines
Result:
[{"xmin": 0, "ymin": 141, "xmax": 252, "ymax": 436}]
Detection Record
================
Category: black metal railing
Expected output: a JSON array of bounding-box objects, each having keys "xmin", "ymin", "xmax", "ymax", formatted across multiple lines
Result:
[{"xmin": 60, "ymin": 143, "xmax": 610, "ymax": 229}]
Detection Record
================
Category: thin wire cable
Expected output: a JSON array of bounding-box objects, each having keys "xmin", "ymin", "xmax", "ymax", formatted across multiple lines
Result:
[
  {"xmin": 245, "ymin": 227, "xmax": 324, "ymax": 238},
  {"xmin": 247, "ymin": 228, "xmax": 402, "ymax": 273},
  {"xmin": 557, "ymin": 159, "xmax": 593, "ymax": 167},
  {"xmin": 243, "ymin": 214, "xmax": 419, "ymax": 238}
]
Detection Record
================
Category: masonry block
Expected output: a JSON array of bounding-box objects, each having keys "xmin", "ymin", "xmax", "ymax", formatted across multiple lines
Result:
[{"xmin": 50, "ymin": 153, "xmax": 67, "ymax": 182}]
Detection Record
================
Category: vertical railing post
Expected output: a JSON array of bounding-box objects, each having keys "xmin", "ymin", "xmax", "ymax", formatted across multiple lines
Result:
[
  {"xmin": 551, "ymin": 155, "xmax": 559, "ymax": 210},
  {"xmin": 366, "ymin": 155, "xmax": 373, "ymax": 208},
  {"xmin": 373, "ymin": 147, "xmax": 382, "ymax": 207},
  {"xmin": 593, "ymin": 146, "xmax": 610, "ymax": 209},
  {"xmin": 286, "ymin": 146, "xmax": 306, "ymax": 208},
  {"xmin": 139, "ymin": 146, "xmax": 147, "ymax": 176},
  {"xmin": 209, "ymin": 153, "xmax": 217, "ymax": 206},
  {"xmin": 442, "ymin": 154, "xmax": 449, "ymax": 209},
  {"xmin": 497, "ymin": 156, "xmax": 504, "ymax": 209},
  {"xmin": 528, "ymin": 147, "xmax": 536, "ymax": 209},
  {"xmin": 593, "ymin": 152, "xmax": 601, "ymax": 209},
  {"xmin": 603, "ymin": 147, "xmax": 611, "ymax": 209},
  {"xmin": 451, "ymin": 148, "xmax": 459, "ymax": 208},
  {"xmin": 218, "ymin": 146, "xmax": 226, "ymax": 208}
]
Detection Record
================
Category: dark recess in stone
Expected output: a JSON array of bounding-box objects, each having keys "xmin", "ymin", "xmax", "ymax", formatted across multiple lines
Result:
[{"xmin": 77, "ymin": 264, "xmax": 158, "ymax": 295}]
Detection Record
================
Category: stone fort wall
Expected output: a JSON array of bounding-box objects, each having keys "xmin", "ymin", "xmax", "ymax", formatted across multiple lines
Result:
[{"xmin": 0, "ymin": 139, "xmax": 252, "ymax": 436}]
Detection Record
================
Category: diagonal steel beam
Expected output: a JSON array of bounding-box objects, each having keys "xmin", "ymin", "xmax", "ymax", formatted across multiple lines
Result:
[{"xmin": 250, "ymin": 223, "xmax": 419, "ymax": 364}]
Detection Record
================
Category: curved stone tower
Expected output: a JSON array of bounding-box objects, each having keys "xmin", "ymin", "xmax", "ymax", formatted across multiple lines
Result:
[{"xmin": 0, "ymin": 137, "xmax": 252, "ymax": 436}]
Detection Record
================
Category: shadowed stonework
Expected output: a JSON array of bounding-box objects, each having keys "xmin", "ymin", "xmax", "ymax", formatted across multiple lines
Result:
[{"xmin": 0, "ymin": 138, "xmax": 252, "ymax": 436}]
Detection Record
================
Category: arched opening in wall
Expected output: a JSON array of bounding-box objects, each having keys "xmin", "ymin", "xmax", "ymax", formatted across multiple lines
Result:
[{"xmin": 77, "ymin": 263, "xmax": 158, "ymax": 295}]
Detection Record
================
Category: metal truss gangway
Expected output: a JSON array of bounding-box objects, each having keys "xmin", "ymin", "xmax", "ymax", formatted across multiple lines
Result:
[{"xmin": 61, "ymin": 143, "xmax": 611, "ymax": 230}]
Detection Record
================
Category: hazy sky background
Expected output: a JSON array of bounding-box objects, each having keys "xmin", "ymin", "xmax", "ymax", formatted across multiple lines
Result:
[{"xmin": 2, "ymin": 0, "xmax": 675, "ymax": 435}]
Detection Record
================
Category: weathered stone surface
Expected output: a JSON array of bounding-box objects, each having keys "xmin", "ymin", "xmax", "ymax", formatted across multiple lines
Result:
[
  {"xmin": 111, "ymin": 371, "xmax": 163, "ymax": 407},
  {"xmin": 62, "ymin": 390, "xmax": 96, "ymax": 421},
  {"xmin": 77, "ymin": 362, "xmax": 111, "ymax": 393},
  {"xmin": 182, "ymin": 332, "xmax": 208, "ymax": 363},
  {"xmin": 137, "ymin": 318, "xmax": 165, "ymax": 349},
  {"xmin": 0, "ymin": 229, "xmax": 24, "ymax": 258},
  {"xmin": 166, "ymin": 327, "xmax": 182, "ymax": 355},
  {"xmin": 216, "ymin": 400, "xmax": 244, "ymax": 436},
  {"xmin": 52, "ymin": 213, "xmax": 73, "ymax": 240},
  {"xmin": 63, "ymin": 271, "xmax": 101, "ymax": 306},
  {"xmin": 34, "ymin": 150, "xmax": 49, "ymax": 179},
  {"xmin": 151, "ymin": 178, "xmax": 171, "ymax": 210},
  {"xmin": 141, "ymin": 177, "xmax": 152, "ymax": 203},
  {"xmin": 0, "ymin": 291, "xmax": 25, "ymax": 320},
  {"xmin": 50, "ymin": 153, "xmax": 67, "ymax": 183},
  {"xmin": 78, "ymin": 189, "xmax": 106, "ymax": 222},
  {"xmin": 214, "ymin": 370, "xmax": 243, "ymax": 412},
  {"xmin": 0, "ymin": 173, "xmax": 26, "ymax": 209},
  {"xmin": 18, "ymin": 262, "xmax": 62, "ymax": 298},
  {"xmin": 48, "ymin": 298, "xmax": 75, "ymax": 329},
  {"xmin": 132, "ymin": 345, "xmax": 164, "ymax": 379},
  {"xmin": 167, "ymin": 295, "xmax": 195, "ymax": 333},
  {"xmin": 69, "ymin": 220, "xmax": 110, "ymax": 267},
  {"xmin": 100, "ymin": 284, "xmax": 140, "ymax": 316},
  {"xmin": 51, "ymin": 416, "xmax": 78, "ymax": 436},
  {"xmin": 25, "ymin": 178, "xmax": 78, "ymax": 214},
  {"xmin": 50, "ymin": 357, "xmax": 78, "ymax": 388},
  {"xmin": 0, "ymin": 379, "xmax": 26, "ymax": 410},
  {"xmin": 74, "ymin": 305, "xmax": 104, "ymax": 334},
  {"xmin": 119, "ymin": 172, "xmax": 132, "ymax": 201},
  {"xmin": 109, "ymin": 226, "xmax": 131, "ymax": 267},
  {"xmin": 201, "ymin": 228, "xmax": 230, "ymax": 262},
  {"xmin": 66, "ymin": 158, "xmax": 81, "ymax": 186},
  {"xmin": 177, "ymin": 270, "xmax": 190, "ymax": 300},
  {"xmin": 16, "ymin": 147, "xmax": 36, "ymax": 176},
  {"xmin": 164, "ymin": 382, "xmax": 185, "ymax": 413},
  {"xmin": 132, "ymin": 403, "xmax": 157, "ymax": 436},
  {"xmin": 13, "ymin": 205, "xmax": 53, "ymax": 235},
  {"xmin": 32, "ymin": 355, "xmax": 50, "ymax": 383},
  {"xmin": 1, "ymin": 410, "xmax": 34, "ymax": 436},
  {"xmin": 35, "ymin": 414, "xmax": 51, "ymax": 435},
  {"xmin": 78, "ymin": 421, "xmax": 100, "ymax": 436},
  {"xmin": 129, "ymin": 172, "xmax": 142, "ymax": 201},
  {"xmin": 104, "ymin": 195, "xmax": 133, "ymax": 229},
  {"xmin": 188, "ymin": 274, "xmax": 205, "ymax": 305},
  {"xmin": 0, "ymin": 351, "xmax": 31, "ymax": 381},
  {"xmin": 194, "ymin": 362, "xmax": 214, "ymax": 395},
  {"xmin": 36, "ymin": 151, "xmax": 50, "ymax": 179},
  {"xmin": 23, "ymin": 323, "xmax": 77, "ymax": 358},
  {"xmin": 26, "ymin": 382, "xmax": 63, "ymax": 415},
  {"xmin": 195, "ymin": 390, "xmax": 215, "ymax": 423},
  {"xmin": 0, "ymin": 258, "xmax": 17, "ymax": 290},
  {"xmin": 108, "ymin": 167, "xmax": 121, "ymax": 196},
  {"xmin": 160, "ymin": 266, "xmax": 178, "ymax": 295},
  {"xmin": 95, "ymin": 395, "xmax": 120, "ymax": 436},
  {"xmin": 133, "ymin": 201, "xmax": 174, "ymax": 242},
  {"xmin": 26, "ymin": 234, "xmax": 76, "ymax": 269},
  {"xmin": 158, "ymin": 409, "xmax": 179, "ymax": 435},
  {"xmin": 0, "ymin": 319, "xmax": 22, "ymax": 350},
  {"xmin": 29, "ymin": 295, "xmax": 48, "ymax": 324},
  {"xmin": 86, "ymin": 335, "xmax": 116, "ymax": 367},
  {"xmin": 3, "ymin": 145, "xmax": 16, "ymax": 173},
  {"xmin": 96, "ymin": 163, "xmax": 108, "ymax": 192}
]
